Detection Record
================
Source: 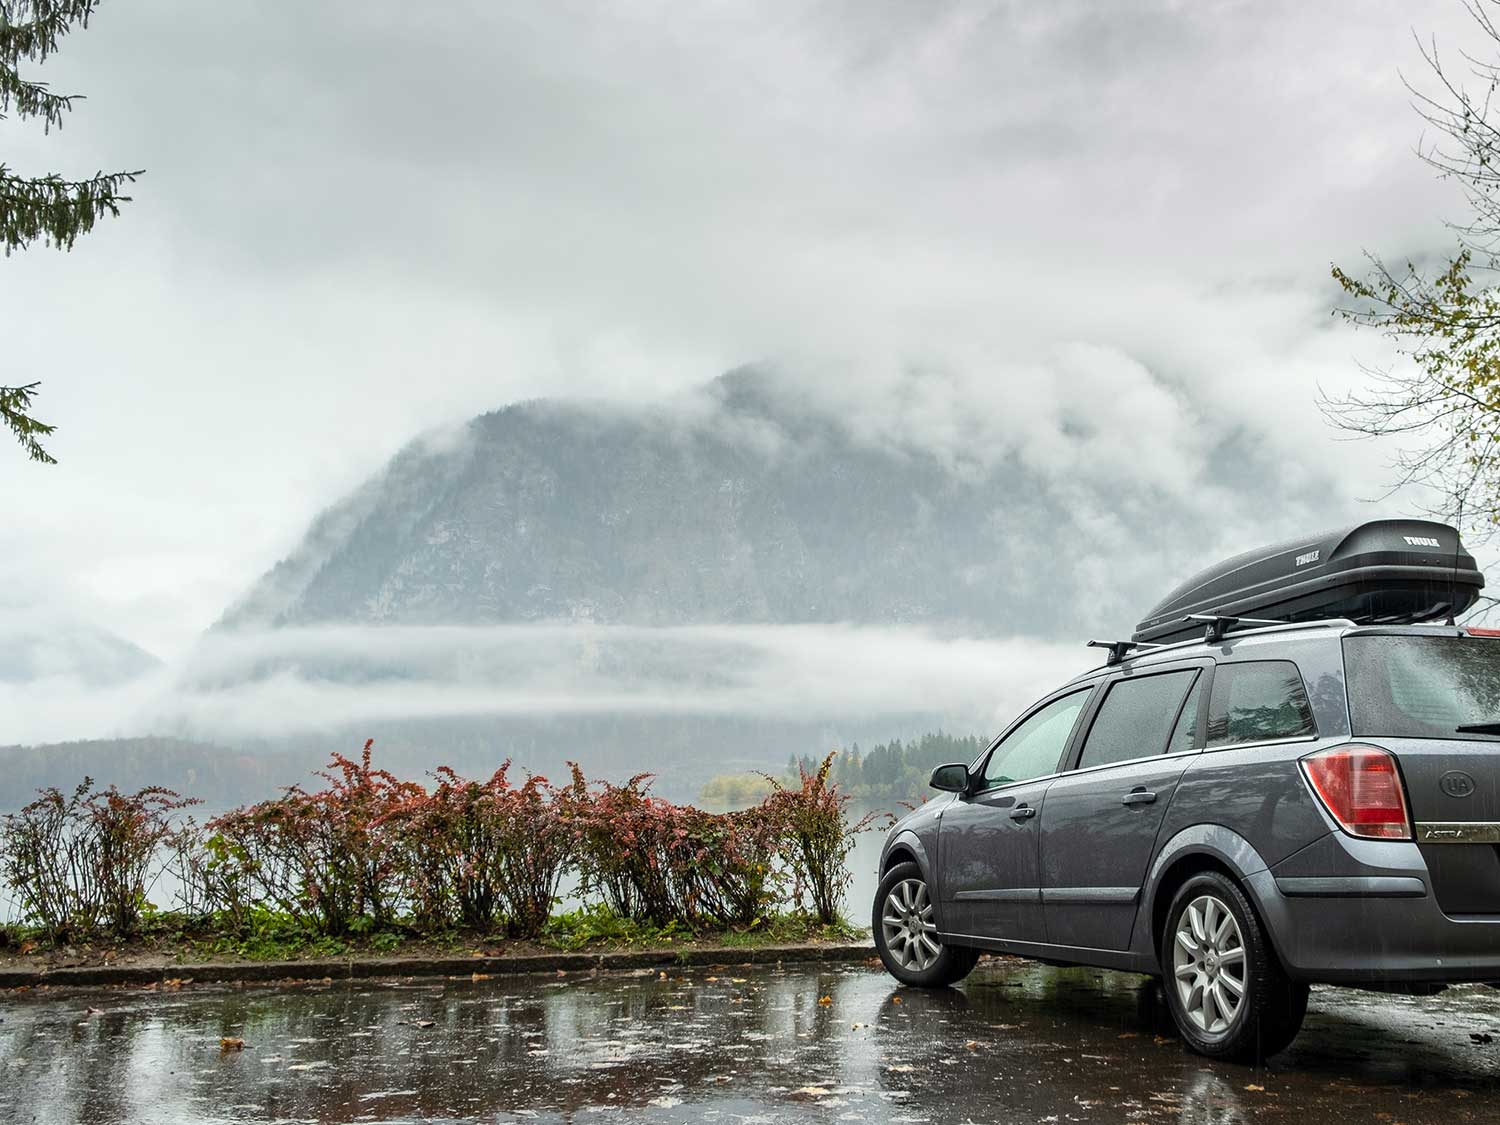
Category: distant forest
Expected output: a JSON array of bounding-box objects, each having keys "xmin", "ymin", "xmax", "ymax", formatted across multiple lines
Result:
[
  {"xmin": 0, "ymin": 738, "xmax": 315, "ymax": 812},
  {"xmin": 699, "ymin": 731, "xmax": 984, "ymax": 809}
]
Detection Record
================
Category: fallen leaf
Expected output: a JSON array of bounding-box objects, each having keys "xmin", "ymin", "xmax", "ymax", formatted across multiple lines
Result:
[
  {"xmin": 891, "ymin": 995, "xmax": 902, "ymax": 1004},
  {"xmin": 17, "ymin": 940, "xmax": 36, "ymax": 955},
  {"xmin": 963, "ymin": 1040, "xmax": 980, "ymax": 1050},
  {"xmin": 1245, "ymin": 1084, "xmax": 1265, "ymax": 1092},
  {"xmin": 219, "ymin": 1037, "xmax": 246, "ymax": 1054},
  {"xmin": 471, "ymin": 972, "xmax": 490, "ymax": 982},
  {"xmin": 413, "ymin": 1019, "xmax": 435, "ymax": 1029},
  {"xmin": 818, "ymin": 995, "xmax": 832, "ymax": 1005}
]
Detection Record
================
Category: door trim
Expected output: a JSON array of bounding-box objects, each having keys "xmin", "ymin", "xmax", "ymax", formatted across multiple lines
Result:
[
  {"xmin": 953, "ymin": 888, "xmax": 1042, "ymax": 903},
  {"xmin": 1041, "ymin": 887, "xmax": 1138, "ymax": 905}
]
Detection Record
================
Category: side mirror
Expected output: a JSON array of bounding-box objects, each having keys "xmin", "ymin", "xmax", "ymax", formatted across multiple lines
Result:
[{"xmin": 929, "ymin": 763, "xmax": 970, "ymax": 793}]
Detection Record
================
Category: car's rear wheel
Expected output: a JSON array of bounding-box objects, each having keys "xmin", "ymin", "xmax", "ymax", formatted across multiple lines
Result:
[
  {"xmin": 1161, "ymin": 871, "xmax": 1308, "ymax": 1061},
  {"xmin": 873, "ymin": 861, "xmax": 979, "ymax": 987}
]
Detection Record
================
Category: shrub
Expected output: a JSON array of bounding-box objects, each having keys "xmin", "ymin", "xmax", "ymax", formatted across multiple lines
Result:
[
  {"xmin": 761, "ymin": 752, "xmax": 879, "ymax": 924},
  {"xmin": 561, "ymin": 766, "xmax": 781, "ymax": 928},
  {"xmin": 0, "ymin": 779, "xmax": 197, "ymax": 940},
  {"xmin": 389, "ymin": 763, "xmax": 569, "ymax": 938},
  {"xmin": 206, "ymin": 741, "xmax": 418, "ymax": 935}
]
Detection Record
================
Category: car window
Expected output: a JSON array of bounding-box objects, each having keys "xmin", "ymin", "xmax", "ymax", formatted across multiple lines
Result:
[
  {"xmin": 982, "ymin": 688, "xmax": 1092, "ymax": 788},
  {"xmin": 1076, "ymin": 670, "xmax": 1199, "ymax": 770},
  {"xmin": 1206, "ymin": 660, "xmax": 1316, "ymax": 747},
  {"xmin": 1344, "ymin": 634, "xmax": 1500, "ymax": 738}
]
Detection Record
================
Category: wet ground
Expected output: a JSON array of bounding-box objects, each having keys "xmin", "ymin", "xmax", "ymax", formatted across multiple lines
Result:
[{"xmin": 3, "ymin": 959, "xmax": 1500, "ymax": 1124}]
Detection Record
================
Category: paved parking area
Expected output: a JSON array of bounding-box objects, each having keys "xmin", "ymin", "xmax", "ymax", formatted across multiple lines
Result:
[{"xmin": 3, "ymin": 958, "xmax": 1500, "ymax": 1123}]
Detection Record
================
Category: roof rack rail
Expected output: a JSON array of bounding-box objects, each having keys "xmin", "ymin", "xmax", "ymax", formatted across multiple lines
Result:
[
  {"xmin": 1086, "ymin": 639, "xmax": 1160, "ymax": 666},
  {"xmin": 1185, "ymin": 613, "xmax": 1285, "ymax": 644}
]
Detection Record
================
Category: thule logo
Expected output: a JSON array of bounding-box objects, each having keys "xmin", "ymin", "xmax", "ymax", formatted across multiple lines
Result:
[
  {"xmin": 1295, "ymin": 550, "xmax": 1320, "ymax": 567},
  {"xmin": 1403, "ymin": 535, "xmax": 1441, "ymax": 547}
]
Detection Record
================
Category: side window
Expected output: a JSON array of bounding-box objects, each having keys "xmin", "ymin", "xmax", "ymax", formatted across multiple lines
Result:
[
  {"xmin": 982, "ymin": 688, "xmax": 1092, "ymax": 789},
  {"xmin": 1207, "ymin": 660, "xmax": 1316, "ymax": 747},
  {"xmin": 1076, "ymin": 670, "xmax": 1199, "ymax": 771}
]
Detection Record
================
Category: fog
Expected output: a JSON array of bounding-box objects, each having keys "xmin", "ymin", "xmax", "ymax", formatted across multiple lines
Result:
[{"xmin": 0, "ymin": 623, "xmax": 1091, "ymax": 747}]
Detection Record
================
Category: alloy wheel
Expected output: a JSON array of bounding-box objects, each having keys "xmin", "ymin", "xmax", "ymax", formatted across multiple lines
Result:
[
  {"xmin": 881, "ymin": 877, "xmax": 941, "ymax": 972},
  {"xmin": 1172, "ymin": 893, "xmax": 1247, "ymax": 1035}
]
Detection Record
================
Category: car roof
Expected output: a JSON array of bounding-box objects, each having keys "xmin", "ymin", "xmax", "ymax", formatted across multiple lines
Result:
[{"xmin": 1060, "ymin": 618, "xmax": 1476, "ymax": 688}]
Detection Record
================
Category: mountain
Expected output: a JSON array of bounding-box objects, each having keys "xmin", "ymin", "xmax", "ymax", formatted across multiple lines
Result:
[
  {"xmin": 0, "ymin": 612, "xmax": 159, "ymax": 686},
  {"xmin": 222, "ymin": 369, "xmax": 1333, "ymax": 638}
]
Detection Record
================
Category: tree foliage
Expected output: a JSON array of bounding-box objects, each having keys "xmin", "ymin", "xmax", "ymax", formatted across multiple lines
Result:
[
  {"xmin": 2, "ymin": 0, "xmax": 143, "ymax": 464},
  {"xmin": 1327, "ymin": 2, "xmax": 1500, "ymax": 529}
]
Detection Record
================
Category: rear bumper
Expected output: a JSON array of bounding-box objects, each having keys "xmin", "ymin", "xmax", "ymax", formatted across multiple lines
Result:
[{"xmin": 1255, "ymin": 835, "xmax": 1500, "ymax": 984}]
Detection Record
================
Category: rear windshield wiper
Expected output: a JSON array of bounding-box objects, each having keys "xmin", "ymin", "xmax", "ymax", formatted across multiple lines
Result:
[{"xmin": 1456, "ymin": 722, "xmax": 1500, "ymax": 735}]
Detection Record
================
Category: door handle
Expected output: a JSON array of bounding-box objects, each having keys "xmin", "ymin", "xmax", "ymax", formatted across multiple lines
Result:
[
  {"xmin": 1122, "ymin": 788, "xmax": 1157, "ymax": 806},
  {"xmin": 1009, "ymin": 804, "xmax": 1037, "ymax": 821}
]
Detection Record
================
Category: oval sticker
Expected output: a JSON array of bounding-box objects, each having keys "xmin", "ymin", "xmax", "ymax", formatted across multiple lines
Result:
[{"xmin": 1440, "ymin": 771, "xmax": 1477, "ymax": 799}]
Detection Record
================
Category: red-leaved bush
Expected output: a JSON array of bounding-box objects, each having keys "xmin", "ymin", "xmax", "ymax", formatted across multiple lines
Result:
[
  {"xmin": 206, "ymin": 740, "xmax": 418, "ymax": 935},
  {"xmin": 561, "ymin": 766, "xmax": 782, "ymax": 927},
  {"xmin": 0, "ymin": 779, "xmax": 198, "ymax": 939},
  {"xmin": 761, "ymin": 752, "xmax": 883, "ymax": 924},
  {"xmin": 4, "ymin": 742, "xmax": 873, "ymax": 941},
  {"xmin": 388, "ymin": 763, "xmax": 569, "ymax": 937}
]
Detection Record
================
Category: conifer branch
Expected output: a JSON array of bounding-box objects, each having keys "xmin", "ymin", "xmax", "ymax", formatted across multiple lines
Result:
[
  {"xmin": 0, "ymin": 382, "xmax": 57, "ymax": 464},
  {"xmin": 0, "ymin": 1, "xmax": 101, "ymax": 69},
  {"xmin": 0, "ymin": 164, "xmax": 141, "ymax": 253}
]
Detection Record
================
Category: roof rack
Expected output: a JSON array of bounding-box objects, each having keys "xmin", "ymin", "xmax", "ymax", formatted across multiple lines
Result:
[
  {"xmin": 1086, "ymin": 639, "xmax": 1161, "ymax": 666},
  {"xmin": 1186, "ymin": 613, "xmax": 1285, "ymax": 644}
]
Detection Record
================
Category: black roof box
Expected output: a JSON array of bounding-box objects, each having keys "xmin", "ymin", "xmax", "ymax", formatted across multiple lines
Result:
[{"xmin": 1133, "ymin": 519, "xmax": 1485, "ymax": 646}]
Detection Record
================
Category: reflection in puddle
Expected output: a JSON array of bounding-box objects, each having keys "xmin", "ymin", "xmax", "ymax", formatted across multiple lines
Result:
[{"xmin": 2, "ymin": 960, "xmax": 1499, "ymax": 1123}]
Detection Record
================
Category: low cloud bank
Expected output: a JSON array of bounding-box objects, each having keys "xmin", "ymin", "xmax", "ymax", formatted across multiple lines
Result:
[{"xmin": 0, "ymin": 623, "xmax": 1093, "ymax": 747}]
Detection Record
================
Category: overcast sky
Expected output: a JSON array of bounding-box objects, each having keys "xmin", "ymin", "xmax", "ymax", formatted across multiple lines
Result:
[{"xmin": 1, "ymin": 0, "xmax": 1488, "ymax": 664}]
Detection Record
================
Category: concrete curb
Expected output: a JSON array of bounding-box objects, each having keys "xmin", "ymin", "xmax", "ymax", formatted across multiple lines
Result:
[{"xmin": 0, "ymin": 942, "xmax": 877, "ymax": 990}]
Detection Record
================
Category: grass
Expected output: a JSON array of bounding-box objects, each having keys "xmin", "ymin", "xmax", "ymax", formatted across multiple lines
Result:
[
  {"xmin": 541, "ymin": 904, "xmax": 863, "ymax": 952},
  {"xmin": 0, "ymin": 906, "xmax": 867, "ymax": 965}
]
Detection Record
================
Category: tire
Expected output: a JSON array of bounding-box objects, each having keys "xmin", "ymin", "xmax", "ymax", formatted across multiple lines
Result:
[
  {"xmin": 1160, "ymin": 871, "xmax": 1309, "ymax": 1062},
  {"xmin": 873, "ymin": 861, "xmax": 980, "ymax": 987}
]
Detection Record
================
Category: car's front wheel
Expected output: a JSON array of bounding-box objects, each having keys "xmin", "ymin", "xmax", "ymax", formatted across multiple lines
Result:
[
  {"xmin": 1161, "ymin": 871, "xmax": 1308, "ymax": 1061},
  {"xmin": 873, "ymin": 861, "xmax": 980, "ymax": 987}
]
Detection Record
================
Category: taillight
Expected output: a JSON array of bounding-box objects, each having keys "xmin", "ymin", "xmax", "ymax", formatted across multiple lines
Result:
[{"xmin": 1300, "ymin": 744, "xmax": 1412, "ymax": 840}]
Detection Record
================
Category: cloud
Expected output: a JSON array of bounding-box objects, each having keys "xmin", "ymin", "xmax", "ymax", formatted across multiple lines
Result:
[
  {"xmin": 0, "ymin": 624, "xmax": 1091, "ymax": 745},
  {"xmin": 0, "ymin": 0, "xmax": 1488, "ymax": 663}
]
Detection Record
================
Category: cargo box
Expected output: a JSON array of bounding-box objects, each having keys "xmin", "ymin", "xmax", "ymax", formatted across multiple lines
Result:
[{"xmin": 1132, "ymin": 519, "xmax": 1485, "ymax": 646}]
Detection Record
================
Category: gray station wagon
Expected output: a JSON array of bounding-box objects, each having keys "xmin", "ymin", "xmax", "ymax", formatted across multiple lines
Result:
[{"xmin": 874, "ymin": 520, "xmax": 1500, "ymax": 1060}]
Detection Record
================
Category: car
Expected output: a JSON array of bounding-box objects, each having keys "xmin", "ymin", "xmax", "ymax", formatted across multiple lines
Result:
[{"xmin": 873, "ymin": 519, "xmax": 1500, "ymax": 1060}]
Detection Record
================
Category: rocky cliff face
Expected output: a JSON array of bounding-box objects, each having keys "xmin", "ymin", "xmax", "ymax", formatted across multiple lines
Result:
[{"xmin": 224, "ymin": 369, "xmax": 1318, "ymax": 639}]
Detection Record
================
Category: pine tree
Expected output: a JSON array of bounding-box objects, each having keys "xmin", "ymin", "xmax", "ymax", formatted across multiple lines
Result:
[{"xmin": 2, "ymin": 1, "xmax": 142, "ymax": 464}]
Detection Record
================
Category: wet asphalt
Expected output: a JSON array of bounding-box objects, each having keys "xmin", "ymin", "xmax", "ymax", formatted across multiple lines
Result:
[{"xmin": 3, "ymin": 958, "xmax": 1500, "ymax": 1124}]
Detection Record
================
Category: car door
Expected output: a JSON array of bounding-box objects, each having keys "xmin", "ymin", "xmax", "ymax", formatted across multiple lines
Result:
[
  {"xmin": 1038, "ymin": 664, "xmax": 1207, "ymax": 951},
  {"xmin": 939, "ymin": 686, "xmax": 1095, "ymax": 944}
]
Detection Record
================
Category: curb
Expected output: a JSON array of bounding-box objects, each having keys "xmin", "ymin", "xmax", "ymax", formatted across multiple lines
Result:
[{"xmin": 0, "ymin": 942, "xmax": 878, "ymax": 990}]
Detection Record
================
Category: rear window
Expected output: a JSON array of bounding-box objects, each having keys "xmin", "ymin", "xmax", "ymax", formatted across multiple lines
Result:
[
  {"xmin": 1206, "ymin": 660, "xmax": 1316, "ymax": 747},
  {"xmin": 1345, "ymin": 634, "xmax": 1500, "ymax": 738}
]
